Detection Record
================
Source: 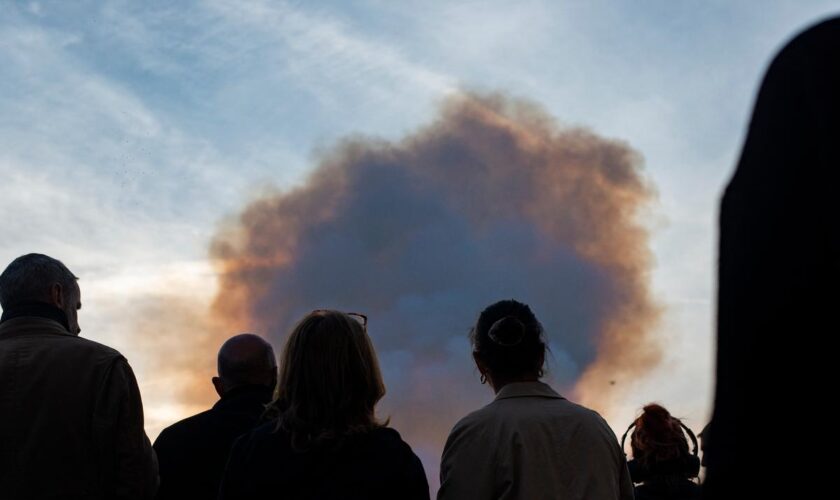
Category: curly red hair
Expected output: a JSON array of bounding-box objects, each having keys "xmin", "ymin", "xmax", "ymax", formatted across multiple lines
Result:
[{"xmin": 630, "ymin": 403, "xmax": 690, "ymax": 467}]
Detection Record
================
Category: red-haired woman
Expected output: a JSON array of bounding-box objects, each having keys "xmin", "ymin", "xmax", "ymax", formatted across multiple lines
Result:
[{"xmin": 627, "ymin": 404, "xmax": 701, "ymax": 500}]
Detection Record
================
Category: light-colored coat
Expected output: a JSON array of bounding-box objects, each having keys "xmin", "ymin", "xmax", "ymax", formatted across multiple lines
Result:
[{"xmin": 438, "ymin": 381, "xmax": 634, "ymax": 500}]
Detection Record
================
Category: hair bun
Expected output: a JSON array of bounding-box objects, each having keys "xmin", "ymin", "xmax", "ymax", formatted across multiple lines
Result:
[{"xmin": 488, "ymin": 316, "xmax": 526, "ymax": 346}]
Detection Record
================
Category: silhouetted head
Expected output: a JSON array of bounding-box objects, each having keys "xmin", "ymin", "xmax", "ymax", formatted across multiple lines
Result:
[
  {"xmin": 212, "ymin": 333, "xmax": 277, "ymax": 397},
  {"xmin": 630, "ymin": 404, "xmax": 695, "ymax": 474},
  {"xmin": 0, "ymin": 253, "xmax": 81, "ymax": 334},
  {"xmin": 470, "ymin": 299, "xmax": 547, "ymax": 391},
  {"xmin": 270, "ymin": 310, "xmax": 386, "ymax": 447}
]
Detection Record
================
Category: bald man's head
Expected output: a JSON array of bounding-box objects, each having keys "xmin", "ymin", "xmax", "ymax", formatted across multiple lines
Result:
[{"xmin": 213, "ymin": 333, "xmax": 277, "ymax": 396}]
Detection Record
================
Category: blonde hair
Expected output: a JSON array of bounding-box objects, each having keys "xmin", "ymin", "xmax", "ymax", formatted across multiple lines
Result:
[{"xmin": 269, "ymin": 310, "xmax": 386, "ymax": 448}]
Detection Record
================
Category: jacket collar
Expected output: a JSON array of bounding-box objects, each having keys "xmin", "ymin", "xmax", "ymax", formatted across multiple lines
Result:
[
  {"xmin": 213, "ymin": 385, "xmax": 273, "ymax": 413},
  {"xmin": 0, "ymin": 315, "xmax": 73, "ymax": 339},
  {"xmin": 494, "ymin": 381, "xmax": 565, "ymax": 401},
  {"xmin": 0, "ymin": 301, "xmax": 70, "ymax": 331}
]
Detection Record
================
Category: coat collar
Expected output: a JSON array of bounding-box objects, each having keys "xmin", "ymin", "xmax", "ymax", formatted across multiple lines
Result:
[
  {"xmin": 494, "ymin": 381, "xmax": 566, "ymax": 401},
  {"xmin": 213, "ymin": 385, "xmax": 273, "ymax": 413},
  {"xmin": 0, "ymin": 301, "xmax": 70, "ymax": 332},
  {"xmin": 0, "ymin": 315, "xmax": 73, "ymax": 339}
]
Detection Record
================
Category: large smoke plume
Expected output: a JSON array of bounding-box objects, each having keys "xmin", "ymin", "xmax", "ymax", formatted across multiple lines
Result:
[{"xmin": 209, "ymin": 92, "xmax": 659, "ymax": 484}]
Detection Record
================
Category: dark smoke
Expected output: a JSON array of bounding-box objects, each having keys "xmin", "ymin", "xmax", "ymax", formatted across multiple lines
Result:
[{"xmin": 210, "ymin": 92, "xmax": 660, "ymax": 486}]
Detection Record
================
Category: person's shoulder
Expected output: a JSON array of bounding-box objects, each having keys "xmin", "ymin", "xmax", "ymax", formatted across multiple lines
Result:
[
  {"xmin": 635, "ymin": 479, "xmax": 701, "ymax": 500},
  {"xmin": 220, "ymin": 420, "xmax": 280, "ymax": 464},
  {"xmin": 443, "ymin": 403, "xmax": 503, "ymax": 443},
  {"xmin": 559, "ymin": 400, "xmax": 618, "ymax": 436},
  {"xmin": 561, "ymin": 399, "xmax": 607, "ymax": 420},
  {"xmin": 68, "ymin": 334, "xmax": 124, "ymax": 359},
  {"xmin": 40, "ymin": 329, "xmax": 126, "ymax": 367},
  {"xmin": 462, "ymin": 400, "xmax": 503, "ymax": 424},
  {"xmin": 453, "ymin": 394, "xmax": 603, "ymax": 433},
  {"xmin": 366, "ymin": 427, "xmax": 426, "ymax": 475},
  {"xmin": 495, "ymin": 394, "xmax": 614, "ymax": 438},
  {"xmin": 155, "ymin": 408, "xmax": 216, "ymax": 444},
  {"xmin": 368, "ymin": 426, "xmax": 413, "ymax": 448},
  {"xmin": 2, "ymin": 318, "xmax": 123, "ymax": 360},
  {"xmin": 235, "ymin": 419, "xmax": 281, "ymax": 447},
  {"xmin": 359, "ymin": 427, "xmax": 420, "ymax": 463},
  {"xmin": 363, "ymin": 426, "xmax": 413, "ymax": 454},
  {"xmin": 251, "ymin": 419, "xmax": 279, "ymax": 436}
]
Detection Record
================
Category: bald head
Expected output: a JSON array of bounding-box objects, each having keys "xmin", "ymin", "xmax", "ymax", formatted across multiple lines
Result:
[{"xmin": 215, "ymin": 334, "xmax": 277, "ymax": 393}]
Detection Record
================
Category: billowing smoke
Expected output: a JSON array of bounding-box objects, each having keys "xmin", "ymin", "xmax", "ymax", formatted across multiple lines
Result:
[{"xmin": 210, "ymin": 92, "xmax": 659, "ymax": 484}]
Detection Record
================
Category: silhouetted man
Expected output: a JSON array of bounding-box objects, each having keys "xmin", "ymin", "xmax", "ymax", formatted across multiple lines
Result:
[
  {"xmin": 0, "ymin": 253, "xmax": 158, "ymax": 499},
  {"xmin": 153, "ymin": 333, "xmax": 277, "ymax": 500}
]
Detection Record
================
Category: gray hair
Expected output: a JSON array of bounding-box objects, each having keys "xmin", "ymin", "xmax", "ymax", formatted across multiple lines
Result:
[{"xmin": 0, "ymin": 253, "xmax": 78, "ymax": 309}]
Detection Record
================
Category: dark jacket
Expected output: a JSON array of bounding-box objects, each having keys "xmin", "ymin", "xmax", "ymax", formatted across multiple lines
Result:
[
  {"xmin": 153, "ymin": 385, "xmax": 272, "ymax": 500},
  {"xmin": 635, "ymin": 477, "xmax": 701, "ymax": 500},
  {"xmin": 0, "ymin": 315, "xmax": 157, "ymax": 500},
  {"xmin": 219, "ymin": 423, "xmax": 429, "ymax": 500}
]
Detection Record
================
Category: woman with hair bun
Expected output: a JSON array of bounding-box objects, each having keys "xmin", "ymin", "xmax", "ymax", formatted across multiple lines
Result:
[{"xmin": 437, "ymin": 299, "xmax": 633, "ymax": 500}]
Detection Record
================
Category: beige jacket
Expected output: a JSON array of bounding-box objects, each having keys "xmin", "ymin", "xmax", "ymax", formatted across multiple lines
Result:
[
  {"xmin": 0, "ymin": 316, "xmax": 157, "ymax": 499},
  {"xmin": 438, "ymin": 381, "xmax": 634, "ymax": 500}
]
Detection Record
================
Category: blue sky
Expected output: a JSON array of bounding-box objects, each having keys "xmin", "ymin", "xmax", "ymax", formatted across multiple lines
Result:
[{"xmin": 2, "ymin": 0, "xmax": 837, "ymax": 460}]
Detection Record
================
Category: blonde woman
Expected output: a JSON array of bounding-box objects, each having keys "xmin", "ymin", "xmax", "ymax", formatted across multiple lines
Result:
[{"xmin": 220, "ymin": 310, "xmax": 429, "ymax": 499}]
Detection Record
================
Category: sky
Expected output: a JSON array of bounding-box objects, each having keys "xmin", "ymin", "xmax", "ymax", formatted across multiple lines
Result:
[{"xmin": 2, "ymin": 0, "xmax": 838, "ymax": 486}]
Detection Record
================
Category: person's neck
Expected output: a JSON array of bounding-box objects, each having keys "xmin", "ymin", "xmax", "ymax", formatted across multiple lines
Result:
[
  {"xmin": 221, "ymin": 383, "xmax": 273, "ymax": 400},
  {"xmin": 491, "ymin": 375, "xmax": 540, "ymax": 394}
]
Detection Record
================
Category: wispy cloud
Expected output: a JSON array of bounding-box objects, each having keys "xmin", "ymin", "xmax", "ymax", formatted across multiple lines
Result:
[
  {"xmin": 0, "ymin": 5, "xmax": 242, "ymax": 433},
  {"xmin": 207, "ymin": 0, "xmax": 455, "ymax": 106}
]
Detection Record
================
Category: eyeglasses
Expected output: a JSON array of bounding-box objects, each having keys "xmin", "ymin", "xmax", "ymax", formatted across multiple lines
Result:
[
  {"xmin": 347, "ymin": 312, "xmax": 367, "ymax": 330},
  {"xmin": 312, "ymin": 309, "xmax": 367, "ymax": 331}
]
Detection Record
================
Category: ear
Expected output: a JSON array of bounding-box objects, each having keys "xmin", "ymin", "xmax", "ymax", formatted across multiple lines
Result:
[
  {"xmin": 212, "ymin": 377, "xmax": 225, "ymax": 398},
  {"xmin": 536, "ymin": 350, "xmax": 546, "ymax": 376},
  {"xmin": 50, "ymin": 283, "xmax": 64, "ymax": 308},
  {"xmin": 472, "ymin": 351, "xmax": 488, "ymax": 375}
]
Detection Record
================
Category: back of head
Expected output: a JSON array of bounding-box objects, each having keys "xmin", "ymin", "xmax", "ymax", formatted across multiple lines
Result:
[
  {"xmin": 470, "ymin": 299, "xmax": 546, "ymax": 380},
  {"xmin": 0, "ymin": 253, "xmax": 77, "ymax": 310},
  {"xmin": 630, "ymin": 404, "xmax": 691, "ymax": 471},
  {"xmin": 217, "ymin": 333, "xmax": 277, "ymax": 389},
  {"xmin": 272, "ymin": 310, "xmax": 386, "ymax": 446}
]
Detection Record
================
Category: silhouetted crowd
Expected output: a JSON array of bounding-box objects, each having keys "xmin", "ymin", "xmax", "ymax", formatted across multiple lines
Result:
[
  {"xmin": 0, "ymin": 252, "xmax": 705, "ymax": 500},
  {"xmin": 2, "ymin": 16, "xmax": 838, "ymax": 500}
]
